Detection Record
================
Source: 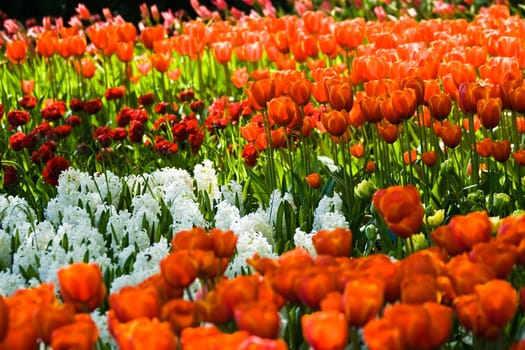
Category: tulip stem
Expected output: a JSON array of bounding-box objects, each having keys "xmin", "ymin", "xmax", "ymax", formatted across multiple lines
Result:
[
  {"xmin": 223, "ymin": 63, "xmax": 231, "ymax": 98},
  {"xmin": 351, "ymin": 326, "xmax": 361, "ymax": 350},
  {"xmin": 467, "ymin": 113, "xmax": 480, "ymax": 185}
]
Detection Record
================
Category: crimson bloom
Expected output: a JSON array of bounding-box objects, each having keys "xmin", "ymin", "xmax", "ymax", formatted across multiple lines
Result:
[{"xmin": 42, "ymin": 156, "xmax": 71, "ymax": 186}]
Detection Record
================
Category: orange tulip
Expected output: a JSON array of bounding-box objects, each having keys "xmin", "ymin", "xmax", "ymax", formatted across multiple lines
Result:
[
  {"xmin": 372, "ymin": 185, "xmax": 424, "ymax": 238},
  {"xmin": 326, "ymin": 80, "xmax": 354, "ymax": 112},
  {"xmin": 321, "ymin": 110, "xmax": 348, "ymax": 137},
  {"xmin": 469, "ymin": 240, "xmax": 516, "ymax": 278},
  {"xmin": 0, "ymin": 296, "xmax": 7, "ymax": 342},
  {"xmin": 312, "ymin": 228, "xmax": 353, "ymax": 257},
  {"xmin": 58, "ymin": 262, "xmax": 106, "ymax": 312},
  {"xmin": 383, "ymin": 302, "xmax": 453, "ymax": 350},
  {"xmin": 246, "ymin": 79, "xmax": 276, "ymax": 111},
  {"xmin": 455, "ymin": 279, "xmax": 518, "ymax": 340},
  {"xmin": 400, "ymin": 76, "xmax": 425, "ymax": 106},
  {"xmin": 116, "ymin": 42, "xmax": 134, "ymax": 63},
  {"xmin": 305, "ymin": 173, "xmax": 322, "ymax": 189},
  {"xmin": 294, "ymin": 267, "xmax": 338, "ymax": 309},
  {"xmin": 150, "ymin": 53, "xmax": 171, "ymax": 73},
  {"xmin": 491, "ymin": 139, "xmax": 511, "ymax": 162},
  {"xmin": 172, "ymin": 227, "xmax": 214, "ymax": 251},
  {"xmin": 36, "ymin": 31, "xmax": 58, "ymax": 58},
  {"xmin": 334, "ymin": 19, "xmax": 365, "ymax": 50},
  {"xmin": 510, "ymin": 86, "xmax": 525, "ymax": 113},
  {"xmin": 160, "ymin": 251, "xmax": 199, "ymax": 288},
  {"xmin": 427, "ymin": 93, "xmax": 452, "ymax": 121},
  {"xmin": 363, "ymin": 318, "xmax": 403, "ymax": 350},
  {"xmin": 476, "ymin": 137, "xmax": 493, "ymax": 157},
  {"xmin": 421, "ymin": 150, "xmax": 437, "ymax": 167},
  {"xmin": 458, "ymin": 82, "xmax": 490, "ymax": 114},
  {"xmin": 342, "ymin": 278, "xmax": 384, "ymax": 326},
  {"xmin": 366, "ymin": 160, "xmax": 376, "ymax": 173},
  {"xmin": 512, "ymin": 149, "xmax": 525, "ymax": 166},
  {"xmin": 437, "ymin": 120, "xmax": 462, "ymax": 148},
  {"xmin": 476, "ymin": 279, "xmax": 519, "ymax": 327},
  {"xmin": 477, "ymin": 98, "xmax": 502, "ymax": 129},
  {"xmin": 209, "ymin": 228, "xmax": 237, "ymax": 259},
  {"xmin": 377, "ymin": 121, "xmax": 399, "ymax": 144},
  {"xmin": 50, "ymin": 314, "xmax": 98, "ymax": 350},
  {"xmin": 267, "ymin": 96, "xmax": 303, "ymax": 128},
  {"xmin": 289, "ymin": 78, "xmax": 312, "ymax": 106},
  {"xmin": 431, "ymin": 211, "xmax": 492, "ymax": 256},
  {"xmin": 161, "ymin": 299, "xmax": 200, "ymax": 335},
  {"xmin": 66, "ymin": 35, "xmax": 87, "ymax": 57},
  {"xmin": 109, "ymin": 285, "xmax": 161, "ymax": 323},
  {"xmin": 80, "ymin": 58, "xmax": 96, "ymax": 79},
  {"xmin": 234, "ymin": 301, "xmax": 280, "ymax": 339},
  {"xmin": 0, "ymin": 296, "xmax": 38, "ymax": 349},
  {"xmin": 216, "ymin": 276, "xmax": 260, "ymax": 318},
  {"xmin": 35, "ymin": 302, "xmax": 76, "ymax": 345},
  {"xmin": 446, "ymin": 254, "xmax": 495, "ymax": 295},
  {"xmin": 302, "ymin": 310, "xmax": 348, "ymax": 350},
  {"xmin": 359, "ymin": 95, "xmax": 382, "ymax": 123},
  {"xmin": 400, "ymin": 274, "xmax": 438, "ymax": 304},
  {"xmin": 403, "ymin": 150, "xmax": 417, "ymax": 165},
  {"xmin": 6, "ymin": 39, "xmax": 27, "ymax": 64},
  {"xmin": 350, "ymin": 143, "xmax": 364, "ymax": 158},
  {"xmin": 140, "ymin": 25, "xmax": 166, "ymax": 50},
  {"xmin": 212, "ymin": 41, "xmax": 232, "ymax": 65},
  {"xmin": 113, "ymin": 318, "xmax": 176, "ymax": 350}
]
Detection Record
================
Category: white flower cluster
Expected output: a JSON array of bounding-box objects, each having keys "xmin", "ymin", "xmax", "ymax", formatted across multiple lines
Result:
[
  {"xmin": 293, "ymin": 193, "xmax": 349, "ymax": 255},
  {"xmin": 0, "ymin": 160, "xmax": 349, "ymax": 301}
]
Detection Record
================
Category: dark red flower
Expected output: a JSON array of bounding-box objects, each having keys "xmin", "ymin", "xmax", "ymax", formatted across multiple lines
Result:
[
  {"xmin": 9, "ymin": 132, "xmax": 28, "ymax": 151},
  {"xmin": 19, "ymin": 95, "xmax": 37, "ymax": 110},
  {"xmin": 154, "ymin": 102, "xmax": 169, "ymax": 114},
  {"xmin": 41, "ymin": 101, "xmax": 67, "ymax": 121},
  {"xmin": 190, "ymin": 100, "xmax": 205, "ymax": 113},
  {"xmin": 42, "ymin": 156, "xmax": 70, "ymax": 186},
  {"xmin": 31, "ymin": 143, "xmax": 55, "ymax": 164},
  {"xmin": 7, "ymin": 110, "xmax": 30, "ymax": 127},
  {"xmin": 138, "ymin": 93, "xmax": 155, "ymax": 106},
  {"xmin": 53, "ymin": 125, "xmax": 72, "ymax": 139},
  {"xmin": 128, "ymin": 120, "xmax": 145, "ymax": 143},
  {"xmin": 83, "ymin": 98, "xmax": 103, "ymax": 115},
  {"xmin": 65, "ymin": 115, "xmax": 82, "ymax": 127},
  {"xmin": 70, "ymin": 98, "xmax": 85, "ymax": 112},
  {"xmin": 110, "ymin": 127, "xmax": 127, "ymax": 141},
  {"xmin": 242, "ymin": 143, "xmax": 258, "ymax": 167},
  {"xmin": 30, "ymin": 122, "xmax": 53, "ymax": 140},
  {"xmin": 178, "ymin": 89, "xmax": 195, "ymax": 102},
  {"xmin": 155, "ymin": 138, "xmax": 178, "ymax": 155},
  {"xmin": 3, "ymin": 165, "xmax": 18, "ymax": 186},
  {"xmin": 104, "ymin": 86, "xmax": 126, "ymax": 100},
  {"xmin": 189, "ymin": 128, "xmax": 205, "ymax": 152}
]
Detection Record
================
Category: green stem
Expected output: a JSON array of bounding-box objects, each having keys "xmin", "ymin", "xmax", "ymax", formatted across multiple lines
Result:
[
  {"xmin": 467, "ymin": 113, "xmax": 480, "ymax": 185},
  {"xmin": 351, "ymin": 326, "xmax": 361, "ymax": 350}
]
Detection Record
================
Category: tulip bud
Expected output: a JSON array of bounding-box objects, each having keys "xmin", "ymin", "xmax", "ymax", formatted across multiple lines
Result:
[{"xmin": 356, "ymin": 179, "xmax": 377, "ymax": 200}]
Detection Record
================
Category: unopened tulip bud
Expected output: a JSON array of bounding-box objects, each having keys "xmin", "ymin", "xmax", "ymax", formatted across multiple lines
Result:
[
  {"xmin": 426, "ymin": 209, "xmax": 445, "ymax": 227},
  {"xmin": 365, "ymin": 225, "xmax": 378, "ymax": 241},
  {"xmin": 356, "ymin": 179, "xmax": 377, "ymax": 200}
]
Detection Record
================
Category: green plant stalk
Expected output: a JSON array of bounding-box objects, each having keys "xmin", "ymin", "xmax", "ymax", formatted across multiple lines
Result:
[
  {"xmin": 351, "ymin": 326, "xmax": 361, "ymax": 350},
  {"xmin": 467, "ymin": 113, "xmax": 480, "ymax": 185},
  {"xmin": 262, "ymin": 110, "xmax": 277, "ymax": 192},
  {"xmin": 340, "ymin": 136, "xmax": 355, "ymax": 208},
  {"xmin": 223, "ymin": 63, "xmax": 231, "ymax": 98}
]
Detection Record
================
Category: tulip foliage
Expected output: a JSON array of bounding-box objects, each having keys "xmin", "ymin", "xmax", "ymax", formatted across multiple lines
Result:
[{"xmin": 1, "ymin": 1, "xmax": 525, "ymax": 349}]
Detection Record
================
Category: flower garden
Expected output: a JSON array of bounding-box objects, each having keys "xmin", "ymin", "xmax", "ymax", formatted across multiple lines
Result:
[{"xmin": 1, "ymin": 0, "xmax": 525, "ymax": 348}]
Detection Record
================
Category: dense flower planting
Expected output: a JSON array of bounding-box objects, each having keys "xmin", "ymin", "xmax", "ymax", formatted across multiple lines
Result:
[{"xmin": 1, "ymin": 0, "xmax": 525, "ymax": 349}]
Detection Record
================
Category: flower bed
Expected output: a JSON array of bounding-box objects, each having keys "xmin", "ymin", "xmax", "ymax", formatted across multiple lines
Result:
[{"xmin": 1, "ymin": 1, "xmax": 525, "ymax": 349}]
